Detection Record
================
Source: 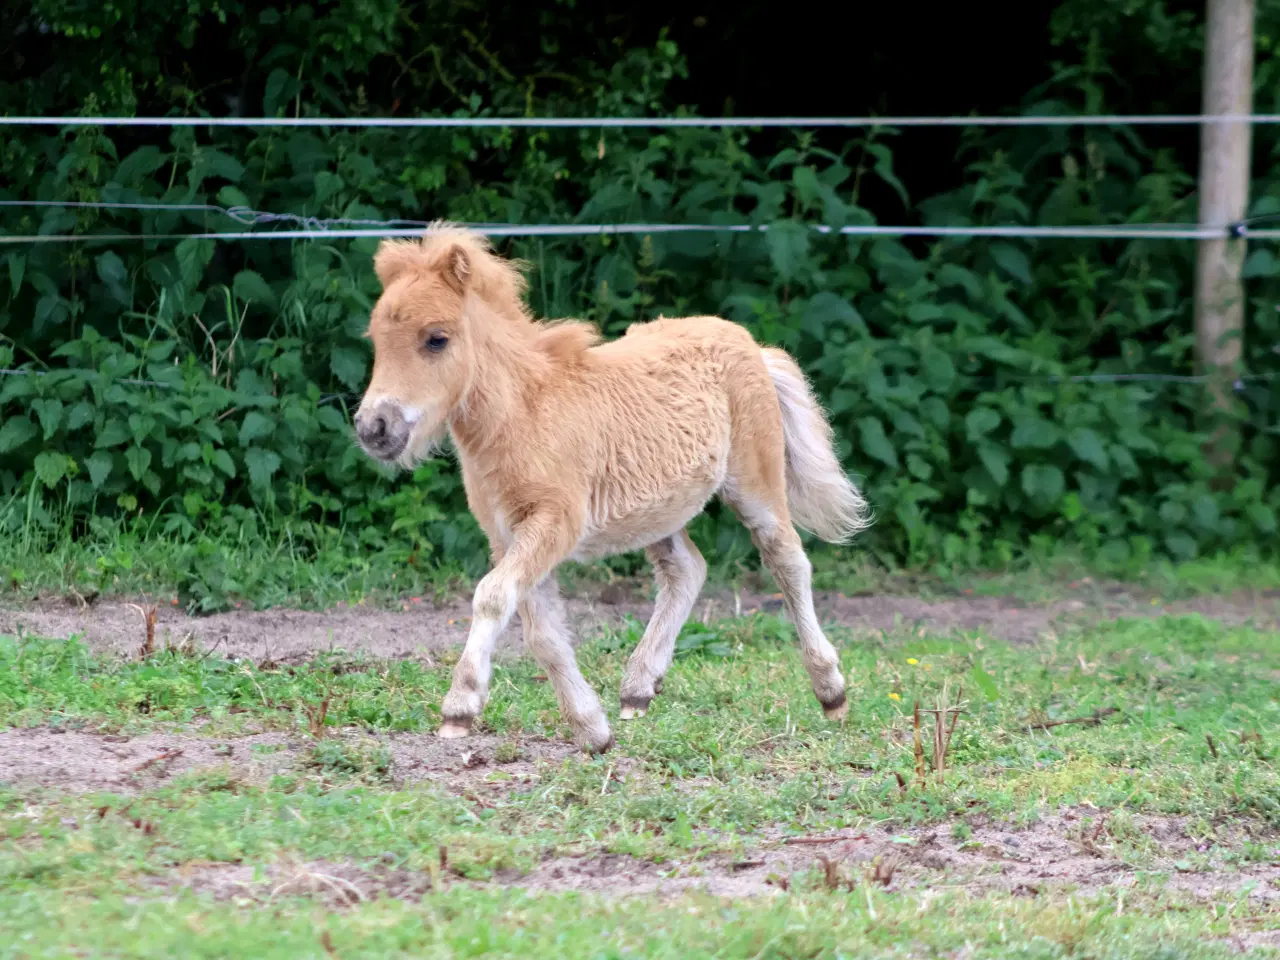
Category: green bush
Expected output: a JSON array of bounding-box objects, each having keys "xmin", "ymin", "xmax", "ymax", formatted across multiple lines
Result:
[{"xmin": 1, "ymin": 0, "xmax": 1278, "ymax": 607}]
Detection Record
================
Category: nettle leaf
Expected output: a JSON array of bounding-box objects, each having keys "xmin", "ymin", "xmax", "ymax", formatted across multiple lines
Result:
[
  {"xmin": 935, "ymin": 263, "xmax": 982, "ymax": 298},
  {"xmin": 233, "ymin": 270, "xmax": 278, "ymax": 309},
  {"xmin": 32, "ymin": 397, "xmax": 64, "ymax": 439},
  {"xmin": 889, "ymin": 407, "xmax": 926, "ymax": 439},
  {"xmin": 313, "ymin": 170, "xmax": 346, "ymax": 204},
  {"xmin": 245, "ymin": 447, "xmax": 282, "ymax": 488},
  {"xmin": 95, "ymin": 418, "xmax": 131, "ymax": 448},
  {"xmin": 765, "ymin": 220, "xmax": 810, "ymax": 282},
  {"xmin": 1010, "ymin": 414, "xmax": 1060, "ymax": 449},
  {"xmin": 906, "ymin": 453, "xmax": 933, "ymax": 481},
  {"xmin": 213, "ymin": 449, "xmax": 237, "ymax": 478},
  {"xmin": 1067, "ymin": 427, "xmax": 1110, "ymax": 471},
  {"xmin": 866, "ymin": 142, "xmax": 909, "ymax": 207},
  {"xmin": 190, "ymin": 148, "xmax": 245, "ymax": 186},
  {"xmin": 330, "ymin": 344, "xmax": 369, "ymax": 392},
  {"xmin": 989, "ymin": 242, "xmax": 1032, "ymax": 284},
  {"xmin": 920, "ymin": 396, "xmax": 950, "ymax": 429},
  {"xmin": 905, "ymin": 302, "xmax": 946, "ymax": 324},
  {"xmin": 95, "ymin": 251, "xmax": 130, "ymax": 305},
  {"xmin": 977, "ymin": 442, "xmax": 1010, "ymax": 487},
  {"xmin": 7, "ymin": 252, "xmax": 24, "ymax": 297},
  {"xmin": 1021, "ymin": 464, "xmax": 1065, "ymax": 503},
  {"xmin": 1164, "ymin": 532, "xmax": 1198, "ymax": 561},
  {"xmin": 1242, "ymin": 248, "xmax": 1280, "ymax": 278},
  {"xmin": 921, "ymin": 348, "xmax": 956, "ymax": 392},
  {"xmin": 263, "ymin": 68, "xmax": 297, "ymax": 117},
  {"xmin": 176, "ymin": 238, "xmax": 215, "ymax": 290},
  {"xmin": 125, "ymin": 445, "xmax": 152, "ymax": 482},
  {"xmin": 802, "ymin": 292, "xmax": 867, "ymax": 339},
  {"xmin": 1191, "ymin": 494, "xmax": 1220, "ymax": 531},
  {"xmin": 857, "ymin": 416, "xmax": 899, "ymax": 468},
  {"xmin": 965, "ymin": 408, "xmax": 1001, "ymax": 441},
  {"xmin": 1247, "ymin": 503, "xmax": 1277, "ymax": 534},
  {"xmin": 34, "ymin": 451, "xmax": 74, "ymax": 487},
  {"xmin": 86, "ymin": 451, "xmax": 113, "ymax": 488},
  {"xmin": 791, "ymin": 165, "xmax": 822, "ymax": 208},
  {"xmin": 239, "ymin": 411, "xmax": 276, "ymax": 446},
  {"xmin": 34, "ymin": 294, "xmax": 68, "ymax": 332},
  {"xmin": 65, "ymin": 401, "xmax": 95, "ymax": 432},
  {"xmin": 0, "ymin": 415, "xmax": 37, "ymax": 452},
  {"xmin": 115, "ymin": 145, "xmax": 168, "ymax": 183}
]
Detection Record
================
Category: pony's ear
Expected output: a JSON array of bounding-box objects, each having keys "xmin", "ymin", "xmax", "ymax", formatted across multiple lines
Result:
[
  {"xmin": 373, "ymin": 240, "xmax": 422, "ymax": 288},
  {"xmin": 443, "ymin": 244, "xmax": 471, "ymax": 293}
]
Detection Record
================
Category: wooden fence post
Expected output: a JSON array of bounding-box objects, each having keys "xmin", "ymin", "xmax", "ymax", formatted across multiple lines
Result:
[{"xmin": 1194, "ymin": 0, "xmax": 1255, "ymax": 474}]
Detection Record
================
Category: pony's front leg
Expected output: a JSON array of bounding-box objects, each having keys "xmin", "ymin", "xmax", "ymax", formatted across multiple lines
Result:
[
  {"xmin": 438, "ymin": 508, "xmax": 588, "ymax": 741},
  {"xmin": 437, "ymin": 567, "xmax": 514, "ymax": 738}
]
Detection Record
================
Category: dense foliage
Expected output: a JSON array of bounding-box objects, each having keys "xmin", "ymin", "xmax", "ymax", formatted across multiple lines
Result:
[{"xmin": 2, "ymin": 0, "xmax": 1279, "ymax": 607}]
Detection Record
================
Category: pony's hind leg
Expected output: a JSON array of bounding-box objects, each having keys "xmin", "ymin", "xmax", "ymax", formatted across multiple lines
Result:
[
  {"xmin": 618, "ymin": 529, "xmax": 706, "ymax": 719},
  {"xmin": 521, "ymin": 577, "xmax": 612, "ymax": 753},
  {"xmin": 723, "ymin": 486, "xmax": 847, "ymax": 720}
]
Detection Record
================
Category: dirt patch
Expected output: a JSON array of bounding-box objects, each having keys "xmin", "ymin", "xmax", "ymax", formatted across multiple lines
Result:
[
  {"xmin": 151, "ymin": 858, "xmax": 435, "ymax": 907},
  {"xmin": 730, "ymin": 812, "xmax": 1280, "ymax": 903},
  {"xmin": 0, "ymin": 725, "xmax": 598, "ymax": 796},
  {"xmin": 385, "ymin": 731, "xmax": 610, "ymax": 793},
  {"xmin": 0, "ymin": 727, "xmax": 301, "ymax": 794},
  {"xmin": 2, "ymin": 585, "xmax": 1277, "ymax": 661},
  {"xmin": 147, "ymin": 811, "xmax": 1280, "ymax": 906}
]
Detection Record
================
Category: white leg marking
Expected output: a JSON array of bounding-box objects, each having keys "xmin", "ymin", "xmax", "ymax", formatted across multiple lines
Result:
[
  {"xmin": 439, "ymin": 569, "xmax": 519, "ymax": 736},
  {"xmin": 727, "ymin": 488, "xmax": 847, "ymax": 720},
  {"xmin": 762, "ymin": 530, "xmax": 846, "ymax": 717}
]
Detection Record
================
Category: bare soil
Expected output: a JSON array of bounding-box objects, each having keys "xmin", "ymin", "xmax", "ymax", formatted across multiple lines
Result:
[
  {"xmin": 4, "ymin": 584, "xmax": 1278, "ymax": 909},
  {"xmin": 3, "ymin": 583, "xmax": 1277, "ymax": 662},
  {"xmin": 5, "ymin": 725, "xmax": 1278, "ymax": 905},
  {"xmin": 0, "ymin": 725, "xmax": 592, "ymax": 796},
  {"xmin": 141, "ymin": 811, "xmax": 1279, "ymax": 905}
]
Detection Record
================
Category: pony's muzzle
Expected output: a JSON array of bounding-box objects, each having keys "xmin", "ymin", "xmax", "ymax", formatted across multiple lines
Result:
[{"xmin": 355, "ymin": 403, "xmax": 410, "ymax": 462}]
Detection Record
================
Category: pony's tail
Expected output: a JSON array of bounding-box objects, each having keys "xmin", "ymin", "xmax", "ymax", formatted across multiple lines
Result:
[{"xmin": 762, "ymin": 348, "xmax": 872, "ymax": 544}]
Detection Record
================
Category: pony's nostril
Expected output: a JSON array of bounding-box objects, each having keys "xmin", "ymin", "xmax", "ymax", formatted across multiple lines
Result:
[{"xmin": 372, "ymin": 415, "xmax": 387, "ymax": 439}]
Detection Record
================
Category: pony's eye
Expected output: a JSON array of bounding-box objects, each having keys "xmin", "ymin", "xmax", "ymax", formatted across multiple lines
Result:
[{"xmin": 425, "ymin": 333, "xmax": 449, "ymax": 354}]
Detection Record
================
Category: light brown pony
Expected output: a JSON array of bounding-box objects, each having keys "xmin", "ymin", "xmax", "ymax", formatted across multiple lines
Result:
[{"xmin": 355, "ymin": 224, "xmax": 869, "ymax": 752}]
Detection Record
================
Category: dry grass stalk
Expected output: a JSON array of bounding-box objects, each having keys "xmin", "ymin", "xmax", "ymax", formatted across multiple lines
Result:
[
  {"xmin": 913, "ymin": 701, "xmax": 926, "ymax": 785},
  {"xmin": 819, "ymin": 855, "xmax": 841, "ymax": 891},
  {"xmin": 867, "ymin": 854, "xmax": 900, "ymax": 887},
  {"xmin": 127, "ymin": 603, "xmax": 158, "ymax": 659},
  {"xmin": 131, "ymin": 747, "xmax": 183, "ymax": 773},
  {"xmin": 912, "ymin": 686, "xmax": 967, "ymax": 783},
  {"xmin": 303, "ymin": 696, "xmax": 332, "ymax": 740}
]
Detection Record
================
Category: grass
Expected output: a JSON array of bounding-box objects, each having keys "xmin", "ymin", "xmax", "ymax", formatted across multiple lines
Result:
[
  {"xmin": 4, "ymin": 508, "xmax": 1280, "ymax": 615},
  {"xmin": 3, "ymin": 614, "xmax": 1279, "ymax": 825},
  {"xmin": 1, "ymin": 611, "xmax": 1279, "ymax": 956},
  {"xmin": 2, "ymin": 884, "xmax": 1273, "ymax": 959}
]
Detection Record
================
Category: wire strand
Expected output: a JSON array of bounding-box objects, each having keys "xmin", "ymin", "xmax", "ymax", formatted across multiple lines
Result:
[
  {"xmin": 3, "ymin": 113, "xmax": 1280, "ymax": 129},
  {"xmin": 2, "ymin": 223, "xmax": 1259, "ymax": 243},
  {"xmin": 7, "ymin": 201, "xmax": 1275, "ymax": 242}
]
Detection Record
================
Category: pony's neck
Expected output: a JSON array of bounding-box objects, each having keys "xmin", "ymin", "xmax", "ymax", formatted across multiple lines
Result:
[{"xmin": 448, "ymin": 296, "xmax": 546, "ymax": 459}]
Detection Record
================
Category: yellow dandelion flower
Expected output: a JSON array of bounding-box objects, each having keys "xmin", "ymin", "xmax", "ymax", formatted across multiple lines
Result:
[
  {"xmin": 906, "ymin": 658, "xmax": 919, "ymax": 665},
  {"xmin": 888, "ymin": 692, "xmax": 901, "ymax": 701}
]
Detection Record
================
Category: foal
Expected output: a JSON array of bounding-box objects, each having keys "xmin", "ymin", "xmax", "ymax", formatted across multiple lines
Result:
[{"xmin": 355, "ymin": 224, "xmax": 869, "ymax": 753}]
